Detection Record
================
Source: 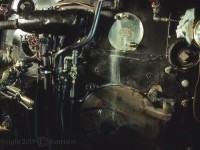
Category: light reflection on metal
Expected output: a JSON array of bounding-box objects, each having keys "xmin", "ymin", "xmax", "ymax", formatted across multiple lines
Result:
[
  {"xmin": 110, "ymin": 51, "xmax": 120, "ymax": 84},
  {"xmin": 194, "ymin": 20, "xmax": 200, "ymax": 48}
]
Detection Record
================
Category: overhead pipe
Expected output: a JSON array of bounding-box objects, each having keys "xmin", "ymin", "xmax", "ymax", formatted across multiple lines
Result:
[
  {"xmin": 150, "ymin": 0, "xmax": 178, "ymax": 22},
  {"xmin": 53, "ymin": 0, "xmax": 104, "ymax": 66}
]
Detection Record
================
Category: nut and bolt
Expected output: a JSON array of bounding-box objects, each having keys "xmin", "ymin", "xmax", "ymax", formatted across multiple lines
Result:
[
  {"xmin": 181, "ymin": 99, "xmax": 189, "ymax": 108},
  {"xmin": 181, "ymin": 79, "xmax": 189, "ymax": 88},
  {"xmin": 164, "ymin": 66, "xmax": 172, "ymax": 74}
]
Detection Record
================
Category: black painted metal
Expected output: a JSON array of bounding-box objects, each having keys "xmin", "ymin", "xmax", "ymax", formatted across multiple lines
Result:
[{"xmin": 0, "ymin": 9, "xmax": 93, "ymax": 34}]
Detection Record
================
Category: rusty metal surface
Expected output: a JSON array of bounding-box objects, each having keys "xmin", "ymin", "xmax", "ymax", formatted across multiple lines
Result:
[{"xmin": 81, "ymin": 85, "xmax": 164, "ymax": 150}]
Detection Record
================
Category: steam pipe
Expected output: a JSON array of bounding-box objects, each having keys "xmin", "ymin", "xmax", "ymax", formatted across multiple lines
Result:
[
  {"xmin": 53, "ymin": 0, "xmax": 104, "ymax": 66},
  {"xmin": 151, "ymin": 0, "xmax": 160, "ymax": 15},
  {"xmin": 0, "ymin": 20, "xmax": 17, "ymax": 29},
  {"xmin": 150, "ymin": 0, "xmax": 178, "ymax": 22},
  {"xmin": 0, "ymin": 9, "xmax": 92, "ymax": 34}
]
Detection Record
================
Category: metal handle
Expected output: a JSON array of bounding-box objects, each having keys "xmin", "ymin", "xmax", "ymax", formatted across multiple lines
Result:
[{"xmin": 5, "ymin": 85, "xmax": 34, "ymax": 109}]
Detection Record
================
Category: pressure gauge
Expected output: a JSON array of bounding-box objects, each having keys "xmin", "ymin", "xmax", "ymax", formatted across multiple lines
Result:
[
  {"xmin": 193, "ymin": 20, "xmax": 200, "ymax": 48},
  {"xmin": 108, "ymin": 12, "xmax": 144, "ymax": 51}
]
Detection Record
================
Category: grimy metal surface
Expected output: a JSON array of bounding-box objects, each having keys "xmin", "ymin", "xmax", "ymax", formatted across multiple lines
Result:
[
  {"xmin": 0, "ymin": 0, "xmax": 199, "ymax": 150},
  {"xmin": 81, "ymin": 85, "xmax": 163, "ymax": 150}
]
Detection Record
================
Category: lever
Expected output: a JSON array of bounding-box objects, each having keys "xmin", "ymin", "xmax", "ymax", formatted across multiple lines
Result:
[{"xmin": 5, "ymin": 86, "xmax": 34, "ymax": 110}]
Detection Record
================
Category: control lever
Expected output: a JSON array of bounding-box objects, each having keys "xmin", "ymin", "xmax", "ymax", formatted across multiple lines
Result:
[
  {"xmin": 5, "ymin": 86, "xmax": 34, "ymax": 110},
  {"xmin": 140, "ymin": 88, "xmax": 175, "ymax": 121},
  {"xmin": 147, "ymin": 88, "xmax": 174, "ymax": 103}
]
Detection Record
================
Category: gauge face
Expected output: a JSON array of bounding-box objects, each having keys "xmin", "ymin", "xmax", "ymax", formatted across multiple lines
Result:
[
  {"xmin": 108, "ymin": 12, "xmax": 144, "ymax": 51},
  {"xmin": 194, "ymin": 21, "xmax": 200, "ymax": 47}
]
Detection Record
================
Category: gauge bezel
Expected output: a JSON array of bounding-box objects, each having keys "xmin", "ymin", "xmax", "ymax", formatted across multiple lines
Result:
[{"xmin": 193, "ymin": 20, "xmax": 200, "ymax": 48}]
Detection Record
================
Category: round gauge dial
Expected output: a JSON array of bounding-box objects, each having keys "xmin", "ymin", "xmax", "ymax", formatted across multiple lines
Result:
[
  {"xmin": 194, "ymin": 20, "xmax": 200, "ymax": 47},
  {"xmin": 108, "ymin": 12, "xmax": 144, "ymax": 51}
]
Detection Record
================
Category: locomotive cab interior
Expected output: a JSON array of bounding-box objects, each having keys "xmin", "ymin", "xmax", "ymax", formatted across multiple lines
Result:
[{"xmin": 0, "ymin": 0, "xmax": 200, "ymax": 150}]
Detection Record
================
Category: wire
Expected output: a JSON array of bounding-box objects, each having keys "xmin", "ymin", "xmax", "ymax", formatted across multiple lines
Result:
[
  {"xmin": 193, "ymin": 63, "xmax": 200, "ymax": 122},
  {"xmin": 166, "ymin": 13, "xmax": 171, "ymax": 58},
  {"xmin": 60, "ymin": 100, "xmax": 64, "ymax": 138},
  {"xmin": 34, "ymin": 67, "xmax": 40, "ymax": 149}
]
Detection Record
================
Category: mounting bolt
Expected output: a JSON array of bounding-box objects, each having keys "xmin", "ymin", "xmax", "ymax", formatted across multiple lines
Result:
[
  {"xmin": 128, "ymin": 41, "xmax": 137, "ymax": 48},
  {"xmin": 181, "ymin": 99, "xmax": 189, "ymax": 108},
  {"xmin": 164, "ymin": 66, "xmax": 172, "ymax": 74},
  {"xmin": 114, "ymin": 13, "xmax": 129, "ymax": 20},
  {"xmin": 179, "ymin": 51, "xmax": 189, "ymax": 63},
  {"xmin": 181, "ymin": 80, "xmax": 189, "ymax": 88}
]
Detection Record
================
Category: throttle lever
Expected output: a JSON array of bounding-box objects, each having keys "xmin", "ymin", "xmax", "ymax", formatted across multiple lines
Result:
[{"xmin": 5, "ymin": 86, "xmax": 34, "ymax": 110}]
